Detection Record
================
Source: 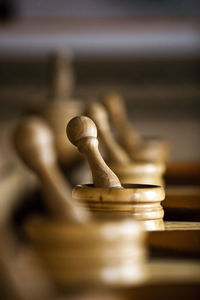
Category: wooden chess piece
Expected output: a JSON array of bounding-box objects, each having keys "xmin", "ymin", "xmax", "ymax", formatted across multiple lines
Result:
[
  {"xmin": 13, "ymin": 116, "xmax": 87, "ymax": 223},
  {"xmin": 26, "ymin": 217, "xmax": 147, "ymax": 290},
  {"xmin": 86, "ymin": 102, "xmax": 165, "ymax": 186},
  {"xmin": 101, "ymin": 92, "xmax": 170, "ymax": 162},
  {"xmin": 13, "ymin": 116, "xmax": 147, "ymax": 292},
  {"xmin": 30, "ymin": 51, "xmax": 84, "ymax": 166},
  {"xmin": 67, "ymin": 116, "xmax": 165, "ymax": 230}
]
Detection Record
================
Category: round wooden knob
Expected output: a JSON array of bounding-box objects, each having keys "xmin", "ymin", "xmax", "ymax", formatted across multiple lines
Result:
[
  {"xmin": 13, "ymin": 117, "xmax": 56, "ymax": 173},
  {"xmin": 67, "ymin": 116, "xmax": 97, "ymax": 147},
  {"xmin": 67, "ymin": 116, "xmax": 122, "ymax": 188},
  {"xmin": 13, "ymin": 117, "xmax": 88, "ymax": 222},
  {"xmin": 86, "ymin": 103, "xmax": 131, "ymax": 165}
]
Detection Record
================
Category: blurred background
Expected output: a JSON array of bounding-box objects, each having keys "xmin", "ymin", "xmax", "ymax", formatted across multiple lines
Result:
[
  {"xmin": 0, "ymin": 0, "xmax": 200, "ymax": 161},
  {"xmin": 0, "ymin": 2, "xmax": 200, "ymax": 299}
]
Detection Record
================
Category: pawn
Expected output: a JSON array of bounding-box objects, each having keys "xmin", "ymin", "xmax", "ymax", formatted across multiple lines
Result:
[
  {"xmin": 86, "ymin": 102, "xmax": 165, "ymax": 186},
  {"xmin": 29, "ymin": 51, "xmax": 84, "ymax": 166},
  {"xmin": 67, "ymin": 116, "xmax": 165, "ymax": 230},
  {"xmin": 14, "ymin": 121, "xmax": 147, "ymax": 293},
  {"xmin": 101, "ymin": 92, "xmax": 169, "ymax": 162},
  {"xmin": 67, "ymin": 116, "xmax": 121, "ymax": 188},
  {"xmin": 13, "ymin": 117, "xmax": 88, "ymax": 223}
]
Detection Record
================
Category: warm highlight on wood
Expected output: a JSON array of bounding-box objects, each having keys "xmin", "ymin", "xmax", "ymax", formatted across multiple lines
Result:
[
  {"xmin": 13, "ymin": 117, "xmax": 88, "ymax": 222},
  {"xmin": 67, "ymin": 116, "xmax": 122, "ymax": 188}
]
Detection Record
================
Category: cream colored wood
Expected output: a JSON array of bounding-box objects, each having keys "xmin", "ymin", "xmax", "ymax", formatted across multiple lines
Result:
[
  {"xmin": 73, "ymin": 184, "xmax": 165, "ymax": 230},
  {"xmin": 111, "ymin": 161, "xmax": 165, "ymax": 186},
  {"xmin": 13, "ymin": 117, "xmax": 88, "ymax": 222},
  {"xmin": 86, "ymin": 102, "xmax": 131, "ymax": 165},
  {"xmin": 131, "ymin": 138, "xmax": 170, "ymax": 162},
  {"xmin": 25, "ymin": 217, "xmax": 147, "ymax": 288},
  {"xmin": 67, "ymin": 116, "xmax": 121, "ymax": 188}
]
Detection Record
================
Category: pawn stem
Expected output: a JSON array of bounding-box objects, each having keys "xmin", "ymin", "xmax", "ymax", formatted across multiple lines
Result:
[{"xmin": 67, "ymin": 116, "xmax": 122, "ymax": 188}]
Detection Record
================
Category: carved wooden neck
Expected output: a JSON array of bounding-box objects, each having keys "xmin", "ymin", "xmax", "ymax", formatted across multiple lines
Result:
[{"xmin": 67, "ymin": 116, "xmax": 122, "ymax": 188}]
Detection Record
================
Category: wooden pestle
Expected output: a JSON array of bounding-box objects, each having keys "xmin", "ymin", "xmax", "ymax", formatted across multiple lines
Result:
[
  {"xmin": 86, "ymin": 103, "xmax": 164, "ymax": 186},
  {"xmin": 67, "ymin": 116, "xmax": 122, "ymax": 188},
  {"xmin": 50, "ymin": 50, "xmax": 74, "ymax": 100},
  {"xmin": 86, "ymin": 102, "xmax": 131, "ymax": 166},
  {"xmin": 101, "ymin": 92, "xmax": 141, "ymax": 153},
  {"xmin": 13, "ymin": 117, "xmax": 88, "ymax": 223},
  {"xmin": 30, "ymin": 51, "xmax": 83, "ymax": 166},
  {"xmin": 101, "ymin": 92, "xmax": 169, "ymax": 162}
]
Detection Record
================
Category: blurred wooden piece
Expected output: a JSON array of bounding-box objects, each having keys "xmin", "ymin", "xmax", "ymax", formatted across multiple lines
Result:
[
  {"xmin": 111, "ymin": 163, "xmax": 165, "ymax": 186},
  {"xmin": 101, "ymin": 92, "xmax": 141, "ymax": 149},
  {"xmin": 13, "ymin": 117, "xmax": 88, "ymax": 223},
  {"xmin": 117, "ymin": 259, "xmax": 200, "ymax": 300},
  {"xmin": 67, "ymin": 116, "xmax": 121, "ymax": 188},
  {"xmin": 49, "ymin": 51, "xmax": 74, "ymax": 100},
  {"xmin": 30, "ymin": 51, "xmax": 84, "ymax": 166},
  {"xmin": 25, "ymin": 217, "xmax": 147, "ymax": 289},
  {"xmin": 86, "ymin": 102, "xmax": 131, "ymax": 165},
  {"xmin": 0, "ymin": 227, "xmax": 55, "ymax": 300},
  {"xmin": 101, "ymin": 92, "xmax": 169, "ymax": 162},
  {"xmin": 87, "ymin": 102, "xmax": 165, "ymax": 186}
]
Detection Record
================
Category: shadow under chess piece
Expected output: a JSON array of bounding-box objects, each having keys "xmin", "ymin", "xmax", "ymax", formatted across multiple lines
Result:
[{"xmin": 67, "ymin": 116, "xmax": 165, "ymax": 230}]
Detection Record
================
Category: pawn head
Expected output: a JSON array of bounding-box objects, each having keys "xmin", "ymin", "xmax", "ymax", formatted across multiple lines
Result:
[
  {"xmin": 66, "ymin": 116, "xmax": 97, "ymax": 146},
  {"xmin": 13, "ymin": 117, "xmax": 56, "ymax": 171}
]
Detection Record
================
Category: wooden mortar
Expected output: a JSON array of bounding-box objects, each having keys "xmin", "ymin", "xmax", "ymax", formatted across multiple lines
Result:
[
  {"xmin": 25, "ymin": 217, "xmax": 147, "ymax": 289},
  {"xmin": 67, "ymin": 116, "xmax": 165, "ymax": 230},
  {"xmin": 86, "ymin": 102, "xmax": 165, "ymax": 186},
  {"xmin": 13, "ymin": 116, "xmax": 147, "ymax": 290}
]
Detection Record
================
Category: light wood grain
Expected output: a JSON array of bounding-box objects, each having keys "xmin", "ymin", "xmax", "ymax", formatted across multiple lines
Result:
[
  {"xmin": 73, "ymin": 184, "xmax": 165, "ymax": 230},
  {"xmin": 67, "ymin": 116, "xmax": 121, "ymax": 188},
  {"xmin": 13, "ymin": 117, "xmax": 88, "ymax": 222}
]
